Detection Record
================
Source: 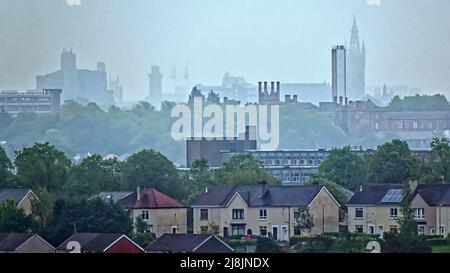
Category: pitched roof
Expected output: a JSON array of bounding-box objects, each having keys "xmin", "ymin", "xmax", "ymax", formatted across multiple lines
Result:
[
  {"xmin": 98, "ymin": 188, "xmax": 185, "ymax": 209},
  {"xmin": 0, "ymin": 233, "xmax": 34, "ymax": 251},
  {"xmin": 414, "ymin": 184, "xmax": 450, "ymax": 206},
  {"xmin": 0, "ymin": 188, "xmax": 31, "ymax": 205},
  {"xmin": 347, "ymin": 184, "xmax": 404, "ymax": 205},
  {"xmin": 192, "ymin": 185, "xmax": 325, "ymax": 207},
  {"xmin": 56, "ymin": 233, "xmax": 141, "ymax": 253},
  {"xmin": 97, "ymin": 191, "xmax": 133, "ymax": 203},
  {"xmin": 145, "ymin": 234, "xmax": 233, "ymax": 253}
]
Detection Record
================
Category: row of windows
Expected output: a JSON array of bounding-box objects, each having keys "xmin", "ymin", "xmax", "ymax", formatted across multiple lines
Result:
[
  {"xmin": 374, "ymin": 120, "xmax": 449, "ymax": 130},
  {"xmin": 200, "ymin": 208, "xmax": 269, "ymax": 221},
  {"xmin": 354, "ymin": 207, "xmax": 424, "ymax": 219},
  {"xmin": 254, "ymin": 154, "xmax": 326, "ymax": 166},
  {"xmin": 355, "ymin": 224, "xmax": 447, "ymax": 236}
]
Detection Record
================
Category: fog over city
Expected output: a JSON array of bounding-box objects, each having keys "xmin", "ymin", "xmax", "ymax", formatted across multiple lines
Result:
[{"xmin": 1, "ymin": 0, "xmax": 449, "ymax": 101}]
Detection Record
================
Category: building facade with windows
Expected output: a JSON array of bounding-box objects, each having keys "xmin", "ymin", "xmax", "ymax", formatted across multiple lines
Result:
[
  {"xmin": 346, "ymin": 184, "xmax": 405, "ymax": 235},
  {"xmin": 0, "ymin": 89, "xmax": 61, "ymax": 113},
  {"xmin": 410, "ymin": 184, "xmax": 450, "ymax": 236},
  {"xmin": 192, "ymin": 183, "xmax": 340, "ymax": 241},
  {"xmin": 97, "ymin": 188, "xmax": 187, "ymax": 237}
]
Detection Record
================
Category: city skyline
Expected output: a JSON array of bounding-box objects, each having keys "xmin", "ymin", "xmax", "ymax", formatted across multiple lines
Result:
[{"xmin": 1, "ymin": 0, "xmax": 449, "ymax": 101}]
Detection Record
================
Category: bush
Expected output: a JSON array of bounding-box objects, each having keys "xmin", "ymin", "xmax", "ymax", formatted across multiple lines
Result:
[
  {"xmin": 289, "ymin": 235, "xmax": 317, "ymax": 246},
  {"xmin": 255, "ymin": 237, "xmax": 281, "ymax": 253},
  {"xmin": 427, "ymin": 238, "xmax": 449, "ymax": 247}
]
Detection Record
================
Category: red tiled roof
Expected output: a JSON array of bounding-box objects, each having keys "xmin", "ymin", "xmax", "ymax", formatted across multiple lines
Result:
[{"xmin": 134, "ymin": 188, "xmax": 185, "ymax": 209}]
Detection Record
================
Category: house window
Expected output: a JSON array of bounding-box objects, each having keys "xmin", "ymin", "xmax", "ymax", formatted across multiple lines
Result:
[
  {"xmin": 232, "ymin": 209, "xmax": 244, "ymax": 220},
  {"xmin": 141, "ymin": 210, "xmax": 149, "ymax": 221},
  {"xmin": 390, "ymin": 208, "xmax": 398, "ymax": 219},
  {"xmin": 413, "ymin": 121, "xmax": 418, "ymax": 129},
  {"xmin": 418, "ymin": 225, "xmax": 426, "ymax": 236},
  {"xmin": 355, "ymin": 208, "xmax": 364, "ymax": 219},
  {"xmin": 414, "ymin": 208, "xmax": 425, "ymax": 219},
  {"xmin": 231, "ymin": 224, "xmax": 246, "ymax": 236},
  {"xmin": 200, "ymin": 226, "xmax": 209, "ymax": 234},
  {"xmin": 259, "ymin": 209, "xmax": 267, "ymax": 220},
  {"xmin": 355, "ymin": 225, "xmax": 364, "ymax": 233},
  {"xmin": 375, "ymin": 122, "xmax": 379, "ymax": 130},
  {"xmin": 390, "ymin": 225, "xmax": 398, "ymax": 234},
  {"xmin": 260, "ymin": 226, "xmax": 268, "ymax": 237},
  {"xmin": 200, "ymin": 209, "xmax": 209, "ymax": 221},
  {"xmin": 368, "ymin": 225, "xmax": 375, "ymax": 234},
  {"xmin": 172, "ymin": 226, "xmax": 178, "ymax": 234},
  {"xmin": 440, "ymin": 226, "xmax": 446, "ymax": 235}
]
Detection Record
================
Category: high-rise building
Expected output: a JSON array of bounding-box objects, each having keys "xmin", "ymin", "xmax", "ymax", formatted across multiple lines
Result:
[
  {"xmin": 346, "ymin": 16, "xmax": 366, "ymax": 101},
  {"xmin": 148, "ymin": 65, "xmax": 163, "ymax": 107},
  {"xmin": 332, "ymin": 45, "xmax": 347, "ymax": 104},
  {"xmin": 109, "ymin": 76, "xmax": 123, "ymax": 106}
]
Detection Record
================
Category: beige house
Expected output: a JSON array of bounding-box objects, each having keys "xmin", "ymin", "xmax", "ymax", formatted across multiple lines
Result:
[
  {"xmin": 347, "ymin": 184, "xmax": 405, "ymax": 235},
  {"xmin": 97, "ymin": 188, "xmax": 187, "ymax": 237},
  {"xmin": 191, "ymin": 183, "xmax": 340, "ymax": 241},
  {"xmin": 0, "ymin": 188, "xmax": 37, "ymax": 215},
  {"xmin": 410, "ymin": 184, "xmax": 450, "ymax": 236}
]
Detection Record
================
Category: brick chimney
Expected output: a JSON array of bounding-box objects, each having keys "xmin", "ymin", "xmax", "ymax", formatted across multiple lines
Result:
[{"xmin": 258, "ymin": 179, "xmax": 268, "ymax": 198}]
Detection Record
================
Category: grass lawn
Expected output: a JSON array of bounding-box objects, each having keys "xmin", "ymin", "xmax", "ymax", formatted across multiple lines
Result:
[{"xmin": 432, "ymin": 245, "xmax": 450, "ymax": 253}]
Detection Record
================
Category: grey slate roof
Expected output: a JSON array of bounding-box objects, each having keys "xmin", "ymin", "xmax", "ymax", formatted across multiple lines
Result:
[
  {"xmin": 0, "ymin": 233, "xmax": 34, "ymax": 251},
  {"xmin": 347, "ymin": 184, "xmax": 405, "ymax": 205},
  {"xmin": 56, "ymin": 233, "xmax": 125, "ymax": 253},
  {"xmin": 0, "ymin": 188, "xmax": 30, "ymax": 204},
  {"xmin": 192, "ymin": 185, "xmax": 324, "ymax": 207},
  {"xmin": 415, "ymin": 184, "xmax": 450, "ymax": 206},
  {"xmin": 145, "ymin": 234, "xmax": 233, "ymax": 253},
  {"xmin": 97, "ymin": 191, "xmax": 133, "ymax": 203}
]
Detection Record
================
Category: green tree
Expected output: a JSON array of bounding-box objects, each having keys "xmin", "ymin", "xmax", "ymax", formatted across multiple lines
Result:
[
  {"xmin": 182, "ymin": 159, "xmax": 218, "ymax": 204},
  {"xmin": 367, "ymin": 140, "xmax": 418, "ymax": 184},
  {"xmin": 318, "ymin": 146, "xmax": 366, "ymax": 191},
  {"xmin": 122, "ymin": 149, "xmax": 186, "ymax": 200},
  {"xmin": 431, "ymin": 138, "xmax": 450, "ymax": 182},
  {"xmin": 31, "ymin": 187, "xmax": 55, "ymax": 234},
  {"xmin": 65, "ymin": 155, "xmax": 122, "ymax": 199},
  {"xmin": 14, "ymin": 142, "xmax": 71, "ymax": 192},
  {"xmin": 0, "ymin": 146, "xmax": 13, "ymax": 187},
  {"xmin": 305, "ymin": 176, "xmax": 353, "ymax": 206},
  {"xmin": 47, "ymin": 198, "xmax": 132, "ymax": 245},
  {"xmin": 295, "ymin": 207, "xmax": 315, "ymax": 235},
  {"xmin": 0, "ymin": 199, "xmax": 33, "ymax": 233},
  {"xmin": 214, "ymin": 154, "xmax": 280, "ymax": 186}
]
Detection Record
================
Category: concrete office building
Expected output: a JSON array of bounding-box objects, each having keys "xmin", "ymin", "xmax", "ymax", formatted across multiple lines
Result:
[{"xmin": 0, "ymin": 89, "xmax": 61, "ymax": 113}]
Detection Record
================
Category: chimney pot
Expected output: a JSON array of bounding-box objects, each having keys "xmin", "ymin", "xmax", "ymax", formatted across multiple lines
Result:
[
  {"xmin": 276, "ymin": 81, "xmax": 280, "ymax": 93},
  {"xmin": 270, "ymin": 81, "xmax": 275, "ymax": 93},
  {"xmin": 263, "ymin": 82, "xmax": 268, "ymax": 93}
]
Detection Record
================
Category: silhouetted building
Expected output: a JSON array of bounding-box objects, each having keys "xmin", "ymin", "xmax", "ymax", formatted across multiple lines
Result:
[
  {"xmin": 196, "ymin": 73, "xmax": 257, "ymax": 104},
  {"xmin": 346, "ymin": 17, "xmax": 366, "ymax": 101},
  {"xmin": 258, "ymin": 81, "xmax": 280, "ymax": 105},
  {"xmin": 332, "ymin": 45, "xmax": 347, "ymax": 104},
  {"xmin": 0, "ymin": 89, "xmax": 61, "ymax": 113},
  {"xmin": 36, "ymin": 49, "xmax": 113, "ymax": 105},
  {"xmin": 186, "ymin": 126, "xmax": 257, "ymax": 168},
  {"xmin": 109, "ymin": 76, "xmax": 123, "ymax": 106},
  {"xmin": 148, "ymin": 65, "xmax": 163, "ymax": 107},
  {"xmin": 280, "ymin": 83, "xmax": 331, "ymax": 106}
]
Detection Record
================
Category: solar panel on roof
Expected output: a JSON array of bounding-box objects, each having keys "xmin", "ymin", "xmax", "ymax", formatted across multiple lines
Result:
[{"xmin": 381, "ymin": 189, "xmax": 403, "ymax": 203}]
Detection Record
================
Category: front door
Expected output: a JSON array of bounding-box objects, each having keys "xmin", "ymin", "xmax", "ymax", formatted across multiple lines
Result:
[
  {"xmin": 272, "ymin": 226, "xmax": 278, "ymax": 241},
  {"xmin": 281, "ymin": 226, "xmax": 289, "ymax": 241},
  {"xmin": 223, "ymin": 227, "xmax": 229, "ymax": 238}
]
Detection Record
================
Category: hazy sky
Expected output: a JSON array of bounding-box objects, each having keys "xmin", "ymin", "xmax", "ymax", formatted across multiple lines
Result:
[{"xmin": 1, "ymin": 0, "xmax": 449, "ymax": 100}]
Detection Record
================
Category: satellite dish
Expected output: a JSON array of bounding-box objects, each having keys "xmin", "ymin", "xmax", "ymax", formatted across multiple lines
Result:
[{"xmin": 366, "ymin": 241, "xmax": 381, "ymax": 253}]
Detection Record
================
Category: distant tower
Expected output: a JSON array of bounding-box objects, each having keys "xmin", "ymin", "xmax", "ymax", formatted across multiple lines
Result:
[
  {"xmin": 332, "ymin": 45, "xmax": 347, "ymax": 104},
  {"xmin": 148, "ymin": 66, "xmax": 163, "ymax": 107},
  {"xmin": 258, "ymin": 81, "xmax": 280, "ymax": 105},
  {"xmin": 60, "ymin": 49, "xmax": 77, "ymax": 100},
  {"xmin": 346, "ymin": 16, "xmax": 366, "ymax": 101},
  {"xmin": 109, "ymin": 76, "xmax": 123, "ymax": 106}
]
